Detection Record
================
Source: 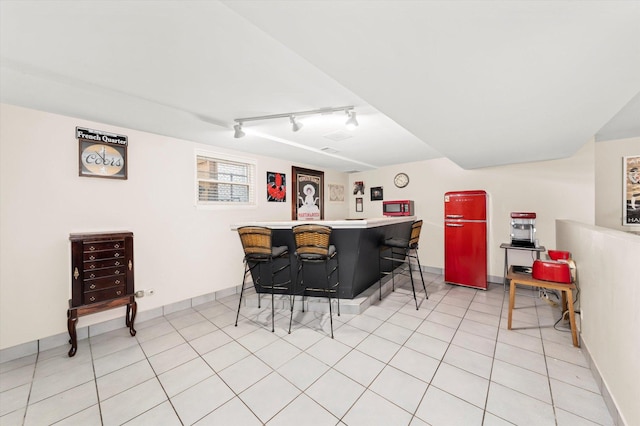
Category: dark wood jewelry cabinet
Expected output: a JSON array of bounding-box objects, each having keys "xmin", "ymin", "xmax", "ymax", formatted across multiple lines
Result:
[{"xmin": 67, "ymin": 231, "xmax": 136, "ymax": 357}]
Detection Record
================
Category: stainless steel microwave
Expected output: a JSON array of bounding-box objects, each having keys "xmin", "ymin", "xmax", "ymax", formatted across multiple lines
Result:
[{"xmin": 383, "ymin": 200, "xmax": 414, "ymax": 216}]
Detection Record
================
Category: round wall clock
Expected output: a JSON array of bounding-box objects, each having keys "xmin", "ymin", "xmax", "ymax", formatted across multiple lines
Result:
[{"xmin": 394, "ymin": 172, "xmax": 409, "ymax": 188}]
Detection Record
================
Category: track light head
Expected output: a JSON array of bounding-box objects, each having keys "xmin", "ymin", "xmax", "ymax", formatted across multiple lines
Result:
[
  {"xmin": 233, "ymin": 123, "xmax": 245, "ymax": 138},
  {"xmin": 290, "ymin": 115, "xmax": 303, "ymax": 132},
  {"xmin": 345, "ymin": 110, "xmax": 359, "ymax": 130}
]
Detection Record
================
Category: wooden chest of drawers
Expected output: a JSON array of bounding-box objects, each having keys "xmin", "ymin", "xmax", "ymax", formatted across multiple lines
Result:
[{"xmin": 67, "ymin": 231, "xmax": 136, "ymax": 356}]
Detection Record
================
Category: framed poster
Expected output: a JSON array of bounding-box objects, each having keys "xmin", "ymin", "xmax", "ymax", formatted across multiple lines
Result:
[
  {"xmin": 356, "ymin": 197, "xmax": 363, "ymax": 212},
  {"xmin": 329, "ymin": 184, "xmax": 345, "ymax": 202},
  {"xmin": 267, "ymin": 171, "xmax": 286, "ymax": 202},
  {"xmin": 623, "ymin": 155, "xmax": 640, "ymax": 226},
  {"xmin": 371, "ymin": 186, "xmax": 383, "ymax": 201},
  {"xmin": 353, "ymin": 180, "xmax": 365, "ymax": 195},
  {"xmin": 292, "ymin": 166, "xmax": 324, "ymax": 220},
  {"xmin": 77, "ymin": 127, "xmax": 128, "ymax": 179}
]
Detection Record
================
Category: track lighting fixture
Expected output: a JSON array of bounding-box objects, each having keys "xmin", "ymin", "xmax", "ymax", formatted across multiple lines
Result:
[
  {"xmin": 233, "ymin": 106, "xmax": 357, "ymax": 138},
  {"xmin": 233, "ymin": 123, "xmax": 245, "ymax": 139}
]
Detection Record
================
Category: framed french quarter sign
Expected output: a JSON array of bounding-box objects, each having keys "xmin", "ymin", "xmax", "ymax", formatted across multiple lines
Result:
[{"xmin": 77, "ymin": 127, "xmax": 128, "ymax": 180}]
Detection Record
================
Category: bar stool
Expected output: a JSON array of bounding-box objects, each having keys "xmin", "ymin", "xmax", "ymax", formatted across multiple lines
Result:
[
  {"xmin": 289, "ymin": 224, "xmax": 340, "ymax": 338},
  {"xmin": 378, "ymin": 219, "xmax": 428, "ymax": 309},
  {"xmin": 236, "ymin": 226, "xmax": 292, "ymax": 332}
]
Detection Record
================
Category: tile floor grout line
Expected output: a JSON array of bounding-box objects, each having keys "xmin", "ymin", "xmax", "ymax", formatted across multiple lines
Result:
[
  {"xmin": 479, "ymin": 278, "xmax": 510, "ymax": 425},
  {"xmin": 414, "ymin": 283, "xmax": 497, "ymax": 423},
  {"xmin": 139, "ymin": 315, "xmax": 189, "ymax": 426}
]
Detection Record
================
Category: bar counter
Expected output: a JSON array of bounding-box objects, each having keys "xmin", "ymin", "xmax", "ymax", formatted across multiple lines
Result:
[{"xmin": 231, "ymin": 217, "xmax": 415, "ymax": 299}]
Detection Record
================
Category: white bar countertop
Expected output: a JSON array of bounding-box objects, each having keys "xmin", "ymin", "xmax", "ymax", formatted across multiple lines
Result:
[{"xmin": 230, "ymin": 216, "xmax": 415, "ymax": 230}]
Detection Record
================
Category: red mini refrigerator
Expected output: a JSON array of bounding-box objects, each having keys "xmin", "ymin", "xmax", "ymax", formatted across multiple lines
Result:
[{"xmin": 444, "ymin": 190, "xmax": 488, "ymax": 290}]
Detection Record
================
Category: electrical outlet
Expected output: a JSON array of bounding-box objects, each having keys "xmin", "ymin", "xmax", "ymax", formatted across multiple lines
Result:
[
  {"xmin": 135, "ymin": 290, "xmax": 145, "ymax": 298},
  {"xmin": 580, "ymin": 310, "xmax": 584, "ymax": 321},
  {"xmin": 145, "ymin": 289, "xmax": 155, "ymax": 296}
]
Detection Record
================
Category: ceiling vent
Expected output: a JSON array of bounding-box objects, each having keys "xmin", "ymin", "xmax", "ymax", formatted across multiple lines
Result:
[
  {"xmin": 323, "ymin": 130, "xmax": 353, "ymax": 142},
  {"xmin": 320, "ymin": 146, "xmax": 340, "ymax": 154}
]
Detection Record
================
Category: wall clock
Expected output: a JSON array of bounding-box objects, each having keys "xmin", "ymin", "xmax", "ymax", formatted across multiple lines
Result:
[{"xmin": 394, "ymin": 172, "xmax": 409, "ymax": 188}]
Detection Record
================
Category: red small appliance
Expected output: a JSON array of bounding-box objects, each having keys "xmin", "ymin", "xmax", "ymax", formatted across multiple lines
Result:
[
  {"xmin": 383, "ymin": 200, "xmax": 414, "ymax": 216},
  {"xmin": 532, "ymin": 250, "xmax": 573, "ymax": 283},
  {"xmin": 532, "ymin": 260, "xmax": 572, "ymax": 283}
]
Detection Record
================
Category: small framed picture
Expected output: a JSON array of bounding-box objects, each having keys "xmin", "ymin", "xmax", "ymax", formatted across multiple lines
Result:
[
  {"xmin": 267, "ymin": 171, "xmax": 286, "ymax": 202},
  {"xmin": 77, "ymin": 127, "xmax": 128, "ymax": 180},
  {"xmin": 328, "ymin": 184, "xmax": 345, "ymax": 202},
  {"xmin": 371, "ymin": 186, "xmax": 383, "ymax": 201},
  {"xmin": 356, "ymin": 197, "xmax": 363, "ymax": 212},
  {"xmin": 623, "ymin": 155, "xmax": 640, "ymax": 226},
  {"xmin": 353, "ymin": 181, "xmax": 364, "ymax": 195}
]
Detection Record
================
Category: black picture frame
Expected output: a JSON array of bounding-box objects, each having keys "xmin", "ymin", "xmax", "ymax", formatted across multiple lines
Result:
[
  {"xmin": 371, "ymin": 186, "xmax": 383, "ymax": 201},
  {"xmin": 292, "ymin": 166, "xmax": 324, "ymax": 220},
  {"xmin": 267, "ymin": 171, "xmax": 286, "ymax": 202}
]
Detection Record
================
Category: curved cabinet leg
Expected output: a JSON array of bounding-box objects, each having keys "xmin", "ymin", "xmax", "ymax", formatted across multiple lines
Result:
[
  {"xmin": 67, "ymin": 309, "xmax": 78, "ymax": 357},
  {"xmin": 127, "ymin": 301, "xmax": 137, "ymax": 336}
]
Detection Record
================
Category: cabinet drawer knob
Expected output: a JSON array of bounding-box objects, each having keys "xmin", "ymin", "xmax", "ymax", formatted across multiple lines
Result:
[
  {"xmin": 89, "ymin": 246, "xmax": 95, "ymax": 251},
  {"xmin": 89, "ymin": 274, "xmax": 95, "ymax": 279},
  {"xmin": 114, "ymin": 270, "xmax": 120, "ymax": 275},
  {"xmin": 89, "ymin": 255, "xmax": 95, "ymax": 260},
  {"xmin": 89, "ymin": 264, "xmax": 96, "ymax": 269},
  {"xmin": 90, "ymin": 284, "xmax": 96, "ymax": 289},
  {"xmin": 115, "ymin": 280, "xmax": 121, "ymax": 284},
  {"xmin": 114, "ymin": 253, "xmax": 120, "ymax": 258},
  {"xmin": 73, "ymin": 267, "xmax": 79, "ymax": 280},
  {"xmin": 115, "ymin": 261, "xmax": 121, "ymax": 266},
  {"xmin": 114, "ymin": 243, "xmax": 120, "ymax": 248},
  {"xmin": 89, "ymin": 296, "xmax": 96, "ymax": 302},
  {"xmin": 116, "ymin": 291, "xmax": 122, "ymax": 295}
]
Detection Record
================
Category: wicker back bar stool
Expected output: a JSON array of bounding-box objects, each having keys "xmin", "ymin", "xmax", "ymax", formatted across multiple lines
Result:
[
  {"xmin": 289, "ymin": 224, "xmax": 340, "ymax": 338},
  {"xmin": 378, "ymin": 219, "xmax": 428, "ymax": 309},
  {"xmin": 236, "ymin": 226, "xmax": 292, "ymax": 332}
]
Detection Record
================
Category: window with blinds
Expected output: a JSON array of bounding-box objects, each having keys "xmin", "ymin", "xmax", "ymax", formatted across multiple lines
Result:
[{"xmin": 196, "ymin": 154, "xmax": 255, "ymax": 205}]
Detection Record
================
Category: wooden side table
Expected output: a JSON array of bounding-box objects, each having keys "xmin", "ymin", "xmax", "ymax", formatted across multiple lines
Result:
[{"xmin": 506, "ymin": 267, "xmax": 579, "ymax": 347}]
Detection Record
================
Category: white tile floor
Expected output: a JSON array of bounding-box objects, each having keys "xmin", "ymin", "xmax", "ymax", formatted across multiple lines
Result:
[{"xmin": 0, "ymin": 272, "xmax": 614, "ymax": 425}]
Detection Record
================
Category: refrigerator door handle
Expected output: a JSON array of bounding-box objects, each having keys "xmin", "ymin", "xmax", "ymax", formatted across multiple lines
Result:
[
  {"xmin": 446, "ymin": 223, "xmax": 464, "ymax": 227},
  {"xmin": 446, "ymin": 215, "xmax": 464, "ymax": 219}
]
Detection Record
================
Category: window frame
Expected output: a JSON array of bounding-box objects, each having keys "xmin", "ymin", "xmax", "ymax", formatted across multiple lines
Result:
[{"xmin": 195, "ymin": 149, "xmax": 257, "ymax": 209}]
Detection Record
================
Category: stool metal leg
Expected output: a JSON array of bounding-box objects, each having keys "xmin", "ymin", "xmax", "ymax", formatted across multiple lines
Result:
[
  {"xmin": 270, "ymin": 285, "xmax": 275, "ymax": 333},
  {"xmin": 335, "ymin": 256, "xmax": 340, "ymax": 317},
  {"xmin": 236, "ymin": 261, "xmax": 249, "ymax": 327},
  {"xmin": 406, "ymin": 248, "xmax": 419, "ymax": 310},
  {"xmin": 326, "ymin": 262, "xmax": 334, "ymax": 338},
  {"xmin": 412, "ymin": 247, "xmax": 428, "ymax": 304},
  {"xmin": 289, "ymin": 262, "xmax": 304, "ymax": 334}
]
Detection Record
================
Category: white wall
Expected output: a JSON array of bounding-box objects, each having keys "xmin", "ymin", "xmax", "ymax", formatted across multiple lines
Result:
[
  {"xmin": 594, "ymin": 137, "xmax": 640, "ymax": 231},
  {"xmin": 347, "ymin": 142, "xmax": 596, "ymax": 277},
  {"xmin": 556, "ymin": 220, "xmax": 640, "ymax": 426},
  {"xmin": 0, "ymin": 104, "xmax": 348, "ymax": 349},
  {"xmin": 0, "ymin": 102, "xmax": 601, "ymax": 350}
]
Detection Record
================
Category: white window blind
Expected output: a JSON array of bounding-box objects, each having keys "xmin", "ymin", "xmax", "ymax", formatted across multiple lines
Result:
[{"xmin": 196, "ymin": 154, "xmax": 255, "ymax": 205}]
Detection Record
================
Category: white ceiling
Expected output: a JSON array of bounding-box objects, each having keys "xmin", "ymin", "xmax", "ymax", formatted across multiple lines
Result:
[{"xmin": 1, "ymin": 1, "xmax": 639, "ymax": 173}]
